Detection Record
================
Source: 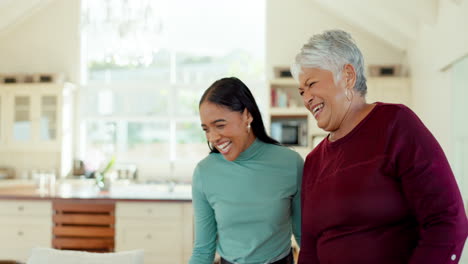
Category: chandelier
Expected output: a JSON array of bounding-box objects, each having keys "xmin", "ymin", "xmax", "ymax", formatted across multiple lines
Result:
[{"xmin": 81, "ymin": 0, "xmax": 165, "ymax": 67}]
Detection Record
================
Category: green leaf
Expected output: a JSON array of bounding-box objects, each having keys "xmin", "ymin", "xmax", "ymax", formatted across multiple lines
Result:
[{"xmin": 101, "ymin": 156, "xmax": 116, "ymax": 175}]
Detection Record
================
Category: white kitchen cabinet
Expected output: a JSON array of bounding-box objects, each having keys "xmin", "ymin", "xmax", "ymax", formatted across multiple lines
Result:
[
  {"xmin": 0, "ymin": 200, "xmax": 52, "ymax": 262},
  {"xmin": 115, "ymin": 201, "xmax": 193, "ymax": 264},
  {"xmin": 0, "ymin": 83, "xmax": 74, "ymax": 177}
]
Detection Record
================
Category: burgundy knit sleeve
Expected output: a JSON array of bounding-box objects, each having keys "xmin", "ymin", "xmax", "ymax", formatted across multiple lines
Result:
[
  {"xmin": 297, "ymin": 156, "xmax": 320, "ymax": 264},
  {"xmin": 390, "ymin": 106, "xmax": 468, "ymax": 264}
]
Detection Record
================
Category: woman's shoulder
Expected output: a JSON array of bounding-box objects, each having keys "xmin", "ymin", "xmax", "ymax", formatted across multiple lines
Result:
[
  {"xmin": 375, "ymin": 102, "xmax": 420, "ymax": 123},
  {"xmin": 369, "ymin": 102, "xmax": 419, "ymax": 126},
  {"xmin": 374, "ymin": 102, "xmax": 413, "ymax": 116},
  {"xmin": 196, "ymin": 152, "xmax": 223, "ymax": 168}
]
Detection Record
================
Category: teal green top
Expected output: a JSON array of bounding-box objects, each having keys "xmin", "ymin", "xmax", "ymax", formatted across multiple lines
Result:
[{"xmin": 189, "ymin": 139, "xmax": 303, "ymax": 264}]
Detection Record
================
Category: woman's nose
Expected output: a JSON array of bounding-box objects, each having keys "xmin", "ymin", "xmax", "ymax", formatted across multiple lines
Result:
[
  {"xmin": 207, "ymin": 131, "xmax": 220, "ymax": 142},
  {"xmin": 303, "ymin": 90, "xmax": 314, "ymax": 107}
]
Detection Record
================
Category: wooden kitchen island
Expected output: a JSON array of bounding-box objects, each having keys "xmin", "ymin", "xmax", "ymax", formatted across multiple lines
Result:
[{"xmin": 0, "ymin": 180, "xmax": 193, "ymax": 264}]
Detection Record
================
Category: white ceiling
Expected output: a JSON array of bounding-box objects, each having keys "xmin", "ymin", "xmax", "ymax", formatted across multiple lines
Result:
[
  {"xmin": 0, "ymin": 0, "xmax": 442, "ymax": 52},
  {"xmin": 313, "ymin": 0, "xmax": 439, "ymax": 51},
  {"xmin": 0, "ymin": 0, "xmax": 52, "ymax": 36}
]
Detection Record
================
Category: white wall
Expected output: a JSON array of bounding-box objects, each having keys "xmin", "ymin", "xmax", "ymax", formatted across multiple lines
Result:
[
  {"xmin": 0, "ymin": 0, "xmax": 81, "ymax": 83},
  {"xmin": 408, "ymin": 0, "xmax": 468, "ymax": 161},
  {"xmin": 408, "ymin": 0, "xmax": 468, "ymax": 201},
  {"xmin": 266, "ymin": 0, "xmax": 406, "ymax": 79}
]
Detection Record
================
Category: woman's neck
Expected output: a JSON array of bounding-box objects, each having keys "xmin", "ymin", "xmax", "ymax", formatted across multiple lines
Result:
[
  {"xmin": 329, "ymin": 99, "xmax": 375, "ymax": 142},
  {"xmin": 244, "ymin": 132, "xmax": 257, "ymax": 150}
]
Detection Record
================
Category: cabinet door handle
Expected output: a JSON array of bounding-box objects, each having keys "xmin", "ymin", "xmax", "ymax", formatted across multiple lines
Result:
[
  {"xmin": 145, "ymin": 234, "xmax": 152, "ymax": 240},
  {"xmin": 18, "ymin": 206, "xmax": 24, "ymax": 211},
  {"xmin": 146, "ymin": 208, "xmax": 153, "ymax": 214},
  {"xmin": 18, "ymin": 231, "xmax": 24, "ymax": 236}
]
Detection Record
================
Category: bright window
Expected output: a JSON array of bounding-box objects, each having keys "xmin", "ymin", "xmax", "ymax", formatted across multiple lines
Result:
[{"xmin": 80, "ymin": 0, "xmax": 265, "ymax": 181}]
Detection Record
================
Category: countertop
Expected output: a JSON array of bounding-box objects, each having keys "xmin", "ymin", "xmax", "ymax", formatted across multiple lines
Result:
[{"xmin": 0, "ymin": 179, "xmax": 192, "ymax": 202}]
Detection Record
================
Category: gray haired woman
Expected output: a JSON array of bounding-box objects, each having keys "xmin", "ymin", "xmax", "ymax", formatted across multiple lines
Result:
[{"xmin": 293, "ymin": 29, "xmax": 467, "ymax": 264}]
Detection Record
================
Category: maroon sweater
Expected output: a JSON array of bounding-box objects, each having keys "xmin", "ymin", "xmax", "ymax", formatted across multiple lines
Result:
[{"xmin": 299, "ymin": 103, "xmax": 468, "ymax": 264}]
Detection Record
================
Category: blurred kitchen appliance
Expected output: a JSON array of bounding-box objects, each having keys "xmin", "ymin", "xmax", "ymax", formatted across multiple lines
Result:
[
  {"xmin": 0, "ymin": 167, "xmax": 14, "ymax": 179},
  {"xmin": 115, "ymin": 163, "xmax": 138, "ymax": 180},
  {"xmin": 72, "ymin": 159, "xmax": 86, "ymax": 176},
  {"xmin": 270, "ymin": 117, "xmax": 308, "ymax": 146}
]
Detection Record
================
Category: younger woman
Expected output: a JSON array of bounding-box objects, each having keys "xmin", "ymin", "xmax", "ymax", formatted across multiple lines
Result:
[{"xmin": 189, "ymin": 77, "xmax": 302, "ymax": 264}]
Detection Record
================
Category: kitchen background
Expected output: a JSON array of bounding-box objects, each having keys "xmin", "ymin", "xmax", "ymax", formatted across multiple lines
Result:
[
  {"xmin": 0, "ymin": 0, "xmax": 467, "ymax": 263},
  {"xmin": 0, "ymin": 0, "xmax": 467, "ymax": 198}
]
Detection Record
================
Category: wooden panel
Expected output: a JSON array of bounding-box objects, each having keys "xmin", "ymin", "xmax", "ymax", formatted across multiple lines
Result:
[
  {"xmin": 53, "ymin": 226, "xmax": 114, "ymax": 237},
  {"xmin": 53, "ymin": 202, "xmax": 114, "ymax": 213},
  {"xmin": 52, "ymin": 201, "xmax": 115, "ymax": 252},
  {"xmin": 53, "ymin": 214, "xmax": 114, "ymax": 225},
  {"xmin": 53, "ymin": 238, "xmax": 114, "ymax": 250}
]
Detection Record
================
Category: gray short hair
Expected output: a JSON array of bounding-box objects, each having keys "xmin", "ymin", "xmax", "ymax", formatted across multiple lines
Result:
[{"xmin": 291, "ymin": 29, "xmax": 367, "ymax": 96}]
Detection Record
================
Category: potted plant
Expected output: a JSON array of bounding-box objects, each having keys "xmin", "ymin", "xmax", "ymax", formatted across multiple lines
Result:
[{"xmin": 95, "ymin": 156, "xmax": 116, "ymax": 191}]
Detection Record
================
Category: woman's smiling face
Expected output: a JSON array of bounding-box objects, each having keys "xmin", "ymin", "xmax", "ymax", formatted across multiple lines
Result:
[
  {"xmin": 298, "ymin": 66, "xmax": 352, "ymax": 132},
  {"xmin": 200, "ymin": 101, "xmax": 254, "ymax": 161}
]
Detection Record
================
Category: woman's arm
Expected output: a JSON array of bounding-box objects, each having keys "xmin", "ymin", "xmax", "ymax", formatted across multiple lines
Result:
[
  {"xmin": 189, "ymin": 166, "xmax": 217, "ymax": 264},
  {"xmin": 292, "ymin": 153, "xmax": 303, "ymax": 247},
  {"xmin": 393, "ymin": 107, "xmax": 468, "ymax": 264},
  {"xmin": 297, "ymin": 156, "xmax": 320, "ymax": 264}
]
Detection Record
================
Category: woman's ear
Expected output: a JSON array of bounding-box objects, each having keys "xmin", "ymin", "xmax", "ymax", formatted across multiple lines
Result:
[
  {"xmin": 243, "ymin": 108, "xmax": 253, "ymax": 124},
  {"xmin": 343, "ymin": 64, "xmax": 357, "ymax": 89}
]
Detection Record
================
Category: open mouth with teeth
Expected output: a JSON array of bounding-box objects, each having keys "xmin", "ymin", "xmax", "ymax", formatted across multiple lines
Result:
[
  {"xmin": 216, "ymin": 141, "xmax": 232, "ymax": 154},
  {"xmin": 311, "ymin": 103, "xmax": 324, "ymax": 118}
]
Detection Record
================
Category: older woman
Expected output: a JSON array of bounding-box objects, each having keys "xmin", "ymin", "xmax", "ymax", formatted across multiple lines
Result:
[{"xmin": 292, "ymin": 29, "xmax": 468, "ymax": 264}]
